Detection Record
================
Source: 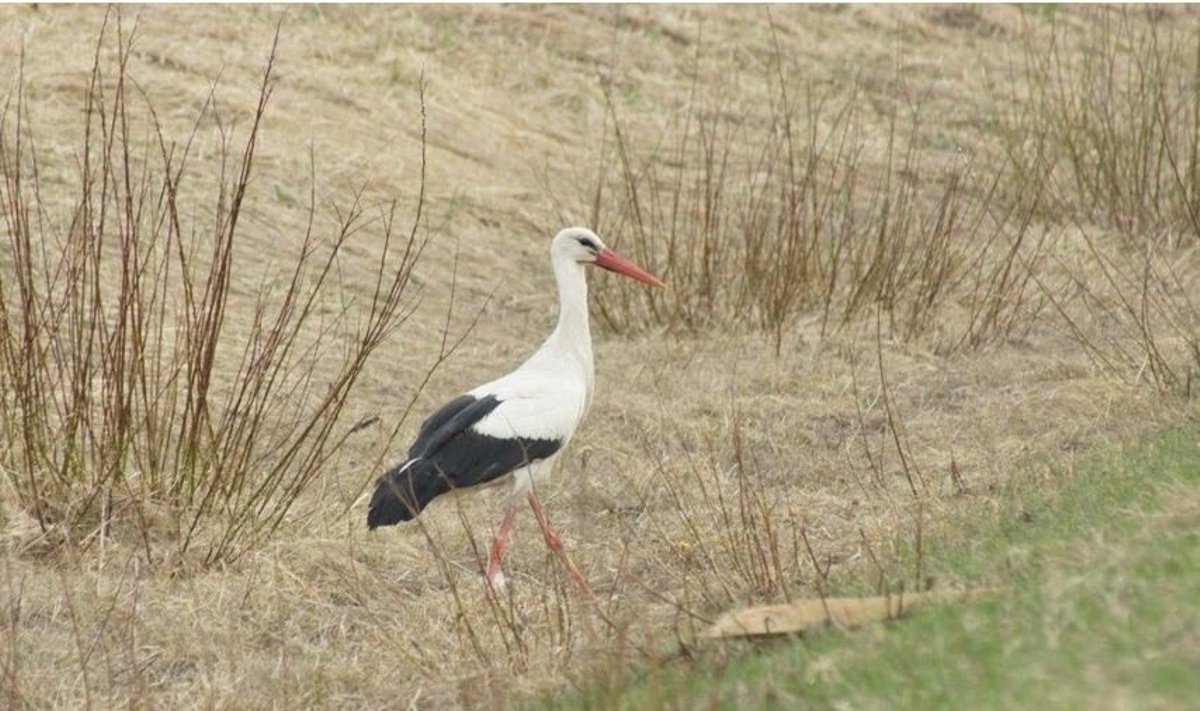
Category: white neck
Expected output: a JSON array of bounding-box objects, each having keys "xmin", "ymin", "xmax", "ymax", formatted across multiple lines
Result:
[{"xmin": 542, "ymin": 253, "xmax": 594, "ymax": 383}]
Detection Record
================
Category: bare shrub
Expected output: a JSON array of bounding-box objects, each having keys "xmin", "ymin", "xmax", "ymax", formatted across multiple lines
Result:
[
  {"xmin": 581, "ymin": 43, "xmax": 1051, "ymax": 354},
  {"xmin": 1003, "ymin": 7, "xmax": 1200, "ymax": 394},
  {"xmin": 1009, "ymin": 6, "xmax": 1200, "ymax": 245},
  {"xmin": 0, "ymin": 16, "xmax": 431, "ymax": 565}
]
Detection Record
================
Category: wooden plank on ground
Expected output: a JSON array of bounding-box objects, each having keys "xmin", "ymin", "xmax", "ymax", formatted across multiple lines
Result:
[{"xmin": 702, "ymin": 588, "xmax": 999, "ymax": 639}]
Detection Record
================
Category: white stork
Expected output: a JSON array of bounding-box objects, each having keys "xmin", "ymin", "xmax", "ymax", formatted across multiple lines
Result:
[{"xmin": 368, "ymin": 227, "xmax": 663, "ymax": 596}]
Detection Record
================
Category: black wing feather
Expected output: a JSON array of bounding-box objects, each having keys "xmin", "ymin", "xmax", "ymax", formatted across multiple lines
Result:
[
  {"xmin": 367, "ymin": 394, "xmax": 562, "ymax": 529},
  {"xmin": 407, "ymin": 394, "xmax": 500, "ymax": 459}
]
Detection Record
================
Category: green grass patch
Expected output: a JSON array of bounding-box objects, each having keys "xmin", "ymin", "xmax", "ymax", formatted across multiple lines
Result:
[{"xmin": 537, "ymin": 418, "xmax": 1200, "ymax": 710}]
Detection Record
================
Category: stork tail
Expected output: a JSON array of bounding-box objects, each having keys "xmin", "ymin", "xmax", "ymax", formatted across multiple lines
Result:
[{"xmin": 367, "ymin": 459, "xmax": 450, "ymax": 529}]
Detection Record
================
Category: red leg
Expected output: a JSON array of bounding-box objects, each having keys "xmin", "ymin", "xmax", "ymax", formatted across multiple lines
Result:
[
  {"xmin": 527, "ymin": 492, "xmax": 594, "ymax": 600},
  {"xmin": 485, "ymin": 502, "xmax": 520, "ymax": 592}
]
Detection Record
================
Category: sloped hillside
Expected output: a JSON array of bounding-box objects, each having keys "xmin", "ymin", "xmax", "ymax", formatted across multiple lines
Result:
[{"xmin": 0, "ymin": 5, "xmax": 1196, "ymax": 708}]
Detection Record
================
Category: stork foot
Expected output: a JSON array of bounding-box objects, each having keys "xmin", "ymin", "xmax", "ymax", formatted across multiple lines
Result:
[{"xmin": 484, "ymin": 569, "xmax": 507, "ymax": 594}]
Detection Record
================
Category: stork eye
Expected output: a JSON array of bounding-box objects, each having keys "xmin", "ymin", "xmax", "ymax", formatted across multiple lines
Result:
[{"xmin": 577, "ymin": 237, "xmax": 599, "ymax": 251}]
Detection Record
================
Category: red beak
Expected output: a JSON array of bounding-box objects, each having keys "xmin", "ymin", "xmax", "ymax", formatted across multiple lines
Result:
[{"xmin": 593, "ymin": 248, "xmax": 665, "ymax": 288}]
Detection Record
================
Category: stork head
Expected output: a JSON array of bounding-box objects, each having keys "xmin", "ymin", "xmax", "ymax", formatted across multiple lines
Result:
[{"xmin": 552, "ymin": 227, "xmax": 664, "ymax": 288}]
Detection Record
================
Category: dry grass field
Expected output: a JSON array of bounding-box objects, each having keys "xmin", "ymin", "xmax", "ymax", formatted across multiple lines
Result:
[{"xmin": 0, "ymin": 5, "xmax": 1197, "ymax": 709}]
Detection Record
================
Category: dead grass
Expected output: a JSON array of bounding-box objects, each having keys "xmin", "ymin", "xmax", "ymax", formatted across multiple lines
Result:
[{"xmin": 0, "ymin": 5, "xmax": 1196, "ymax": 710}]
